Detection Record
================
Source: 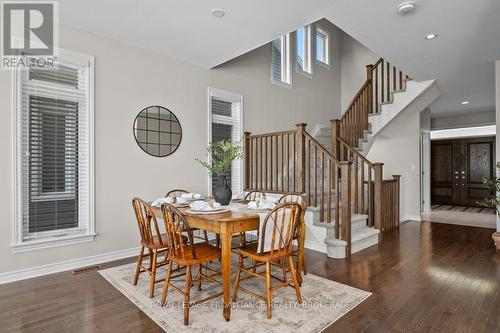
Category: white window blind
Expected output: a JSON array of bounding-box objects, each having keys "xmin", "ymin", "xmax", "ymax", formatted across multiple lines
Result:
[
  {"xmin": 296, "ymin": 25, "xmax": 312, "ymax": 75},
  {"xmin": 208, "ymin": 88, "xmax": 243, "ymax": 196},
  {"xmin": 14, "ymin": 49, "xmax": 95, "ymax": 250},
  {"xmin": 271, "ymin": 34, "xmax": 292, "ymax": 86}
]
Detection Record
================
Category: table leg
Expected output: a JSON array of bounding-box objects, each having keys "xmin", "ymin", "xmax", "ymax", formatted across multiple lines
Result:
[{"xmin": 221, "ymin": 223, "xmax": 232, "ymax": 321}]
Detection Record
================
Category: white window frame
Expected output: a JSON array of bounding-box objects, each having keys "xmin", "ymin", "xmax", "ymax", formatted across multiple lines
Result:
[
  {"xmin": 315, "ymin": 25, "xmax": 330, "ymax": 68},
  {"xmin": 296, "ymin": 25, "xmax": 313, "ymax": 77},
  {"xmin": 11, "ymin": 48, "xmax": 95, "ymax": 253},
  {"xmin": 271, "ymin": 34, "xmax": 292, "ymax": 88},
  {"xmin": 207, "ymin": 87, "xmax": 244, "ymax": 197}
]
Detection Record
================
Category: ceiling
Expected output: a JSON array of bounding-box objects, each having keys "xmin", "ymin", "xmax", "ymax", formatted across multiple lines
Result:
[{"xmin": 59, "ymin": 0, "xmax": 500, "ymax": 116}]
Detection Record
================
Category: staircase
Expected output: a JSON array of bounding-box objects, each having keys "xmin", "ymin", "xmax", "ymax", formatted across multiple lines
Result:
[{"xmin": 243, "ymin": 58, "xmax": 435, "ymax": 258}]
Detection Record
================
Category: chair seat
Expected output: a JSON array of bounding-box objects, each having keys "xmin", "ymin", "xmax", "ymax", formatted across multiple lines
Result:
[
  {"xmin": 238, "ymin": 243, "xmax": 291, "ymax": 262},
  {"xmin": 174, "ymin": 243, "xmax": 221, "ymax": 265}
]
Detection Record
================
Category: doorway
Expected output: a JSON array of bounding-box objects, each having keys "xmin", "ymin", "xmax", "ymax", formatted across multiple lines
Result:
[{"xmin": 431, "ymin": 136, "xmax": 495, "ymax": 207}]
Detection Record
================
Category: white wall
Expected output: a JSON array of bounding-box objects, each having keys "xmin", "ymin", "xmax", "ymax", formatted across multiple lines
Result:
[
  {"xmin": 0, "ymin": 21, "xmax": 345, "ymax": 275},
  {"xmin": 431, "ymin": 110, "xmax": 495, "ymax": 130},
  {"xmin": 340, "ymin": 33, "xmax": 379, "ymax": 113},
  {"xmin": 366, "ymin": 106, "xmax": 422, "ymax": 221}
]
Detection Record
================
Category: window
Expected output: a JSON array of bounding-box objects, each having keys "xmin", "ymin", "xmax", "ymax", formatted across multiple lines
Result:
[
  {"xmin": 315, "ymin": 25, "xmax": 330, "ymax": 66},
  {"xmin": 296, "ymin": 25, "xmax": 312, "ymax": 75},
  {"xmin": 271, "ymin": 34, "xmax": 292, "ymax": 87},
  {"xmin": 13, "ymin": 49, "xmax": 95, "ymax": 252},
  {"xmin": 208, "ymin": 88, "xmax": 243, "ymax": 196}
]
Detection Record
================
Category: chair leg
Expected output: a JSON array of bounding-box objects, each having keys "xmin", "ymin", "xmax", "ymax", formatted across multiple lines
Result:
[
  {"xmin": 198, "ymin": 264, "xmax": 202, "ymax": 291},
  {"xmin": 281, "ymin": 260, "xmax": 287, "ymax": 282},
  {"xmin": 288, "ymin": 256, "xmax": 302, "ymax": 304},
  {"xmin": 232, "ymin": 254, "xmax": 244, "ymax": 301},
  {"xmin": 216, "ymin": 234, "xmax": 220, "ymax": 248},
  {"xmin": 133, "ymin": 245, "xmax": 145, "ymax": 286},
  {"xmin": 265, "ymin": 261, "xmax": 272, "ymax": 319},
  {"xmin": 161, "ymin": 260, "xmax": 173, "ymax": 306},
  {"xmin": 183, "ymin": 265, "xmax": 192, "ymax": 326},
  {"xmin": 149, "ymin": 249, "xmax": 158, "ymax": 298}
]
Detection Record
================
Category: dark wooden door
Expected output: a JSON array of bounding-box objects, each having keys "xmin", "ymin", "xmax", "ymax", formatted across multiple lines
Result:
[{"xmin": 431, "ymin": 137, "xmax": 495, "ymax": 206}]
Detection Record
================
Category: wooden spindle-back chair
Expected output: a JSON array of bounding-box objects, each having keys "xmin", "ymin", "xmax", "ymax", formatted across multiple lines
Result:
[
  {"xmin": 160, "ymin": 204, "xmax": 223, "ymax": 326},
  {"xmin": 244, "ymin": 190, "xmax": 266, "ymax": 201},
  {"xmin": 233, "ymin": 202, "xmax": 303, "ymax": 319},
  {"xmin": 277, "ymin": 193, "xmax": 308, "ymax": 284},
  {"xmin": 165, "ymin": 188, "xmax": 209, "ymax": 243},
  {"xmin": 132, "ymin": 197, "xmax": 170, "ymax": 298}
]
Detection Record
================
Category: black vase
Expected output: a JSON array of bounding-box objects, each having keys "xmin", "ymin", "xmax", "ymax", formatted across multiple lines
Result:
[{"xmin": 213, "ymin": 175, "xmax": 232, "ymax": 206}]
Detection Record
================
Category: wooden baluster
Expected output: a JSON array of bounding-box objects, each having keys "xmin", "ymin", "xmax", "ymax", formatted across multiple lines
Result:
[
  {"xmin": 335, "ymin": 163, "xmax": 340, "ymax": 238},
  {"xmin": 244, "ymin": 132, "xmax": 251, "ymax": 190},
  {"xmin": 286, "ymin": 134, "xmax": 290, "ymax": 192},
  {"xmin": 307, "ymin": 139, "xmax": 311, "ymax": 204},
  {"xmin": 340, "ymin": 161, "xmax": 352, "ymax": 257},
  {"xmin": 368, "ymin": 166, "xmax": 373, "ymax": 227},
  {"xmin": 366, "ymin": 64, "xmax": 374, "ymax": 115},
  {"xmin": 373, "ymin": 162, "xmax": 384, "ymax": 230},
  {"xmin": 320, "ymin": 153, "xmax": 325, "ymax": 222},
  {"xmin": 314, "ymin": 145, "xmax": 317, "ymax": 207},
  {"xmin": 393, "ymin": 65, "xmax": 396, "ymax": 91},
  {"xmin": 399, "ymin": 70, "xmax": 403, "ymax": 91},
  {"xmin": 281, "ymin": 134, "xmax": 284, "ymax": 191},
  {"xmin": 353, "ymin": 155, "xmax": 358, "ymax": 214},
  {"xmin": 386, "ymin": 61, "xmax": 390, "ymax": 102},
  {"xmin": 381, "ymin": 60, "xmax": 384, "ymax": 103},
  {"xmin": 327, "ymin": 159, "xmax": 332, "ymax": 223},
  {"xmin": 360, "ymin": 161, "xmax": 365, "ymax": 216}
]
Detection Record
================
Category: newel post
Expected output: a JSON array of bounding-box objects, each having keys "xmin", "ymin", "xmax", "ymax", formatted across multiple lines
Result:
[
  {"xmin": 330, "ymin": 119, "xmax": 340, "ymax": 160},
  {"xmin": 393, "ymin": 175, "xmax": 401, "ymax": 227},
  {"xmin": 340, "ymin": 161, "xmax": 352, "ymax": 257},
  {"xmin": 295, "ymin": 123, "xmax": 306, "ymax": 193},
  {"xmin": 244, "ymin": 132, "xmax": 251, "ymax": 190},
  {"xmin": 373, "ymin": 162, "xmax": 384, "ymax": 231},
  {"xmin": 366, "ymin": 64, "xmax": 374, "ymax": 114}
]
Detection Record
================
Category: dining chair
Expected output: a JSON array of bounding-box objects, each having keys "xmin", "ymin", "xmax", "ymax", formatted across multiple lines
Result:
[
  {"xmin": 232, "ymin": 202, "xmax": 303, "ymax": 319},
  {"xmin": 132, "ymin": 197, "xmax": 170, "ymax": 298},
  {"xmin": 166, "ymin": 188, "xmax": 209, "ymax": 243},
  {"xmin": 244, "ymin": 190, "xmax": 266, "ymax": 201},
  {"xmin": 160, "ymin": 204, "xmax": 223, "ymax": 326},
  {"xmin": 277, "ymin": 193, "xmax": 308, "ymax": 284}
]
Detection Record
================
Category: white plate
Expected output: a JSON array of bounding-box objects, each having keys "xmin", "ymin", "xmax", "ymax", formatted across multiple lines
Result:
[
  {"xmin": 186, "ymin": 208, "xmax": 229, "ymax": 215},
  {"xmin": 239, "ymin": 207, "xmax": 270, "ymax": 213}
]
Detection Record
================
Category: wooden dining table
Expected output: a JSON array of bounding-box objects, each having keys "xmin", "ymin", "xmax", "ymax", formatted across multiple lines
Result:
[{"xmin": 151, "ymin": 203, "xmax": 260, "ymax": 321}]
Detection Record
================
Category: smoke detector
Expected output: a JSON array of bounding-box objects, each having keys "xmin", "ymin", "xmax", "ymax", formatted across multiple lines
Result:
[{"xmin": 398, "ymin": 2, "xmax": 416, "ymax": 15}]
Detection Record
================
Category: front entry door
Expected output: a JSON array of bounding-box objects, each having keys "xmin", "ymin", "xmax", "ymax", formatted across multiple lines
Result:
[{"xmin": 431, "ymin": 137, "xmax": 495, "ymax": 206}]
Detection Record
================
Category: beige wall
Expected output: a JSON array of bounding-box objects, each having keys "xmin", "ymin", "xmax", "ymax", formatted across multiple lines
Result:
[
  {"xmin": 431, "ymin": 110, "xmax": 495, "ymax": 130},
  {"xmin": 340, "ymin": 33, "xmax": 379, "ymax": 113},
  {"xmin": 0, "ymin": 22, "xmax": 344, "ymax": 274},
  {"xmin": 366, "ymin": 107, "xmax": 423, "ymax": 220}
]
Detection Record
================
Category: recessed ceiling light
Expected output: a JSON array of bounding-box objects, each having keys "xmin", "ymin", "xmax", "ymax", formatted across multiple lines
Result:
[
  {"xmin": 425, "ymin": 33, "xmax": 438, "ymax": 40},
  {"xmin": 211, "ymin": 9, "xmax": 225, "ymax": 18},
  {"xmin": 461, "ymin": 101, "xmax": 470, "ymax": 105}
]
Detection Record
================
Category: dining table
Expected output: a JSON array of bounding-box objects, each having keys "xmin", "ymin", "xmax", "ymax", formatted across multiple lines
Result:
[{"xmin": 151, "ymin": 201, "xmax": 260, "ymax": 321}]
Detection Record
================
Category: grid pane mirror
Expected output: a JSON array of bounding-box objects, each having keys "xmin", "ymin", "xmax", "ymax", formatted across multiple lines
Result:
[{"xmin": 133, "ymin": 106, "xmax": 182, "ymax": 157}]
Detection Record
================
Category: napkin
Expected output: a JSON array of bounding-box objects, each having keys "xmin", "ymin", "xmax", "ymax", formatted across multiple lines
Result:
[
  {"xmin": 181, "ymin": 193, "xmax": 202, "ymax": 199},
  {"xmin": 248, "ymin": 200, "xmax": 275, "ymax": 210},
  {"xmin": 151, "ymin": 197, "xmax": 173, "ymax": 206},
  {"xmin": 189, "ymin": 200, "xmax": 221, "ymax": 211}
]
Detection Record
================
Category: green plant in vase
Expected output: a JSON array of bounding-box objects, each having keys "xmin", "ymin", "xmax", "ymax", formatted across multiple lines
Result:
[
  {"xmin": 196, "ymin": 140, "xmax": 243, "ymax": 205},
  {"xmin": 480, "ymin": 161, "xmax": 500, "ymax": 249}
]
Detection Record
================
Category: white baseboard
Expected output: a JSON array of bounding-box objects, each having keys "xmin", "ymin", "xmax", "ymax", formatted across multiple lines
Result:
[
  {"xmin": 402, "ymin": 214, "xmax": 421, "ymax": 222},
  {"xmin": 0, "ymin": 246, "xmax": 140, "ymax": 285},
  {"xmin": 304, "ymin": 240, "xmax": 327, "ymax": 254}
]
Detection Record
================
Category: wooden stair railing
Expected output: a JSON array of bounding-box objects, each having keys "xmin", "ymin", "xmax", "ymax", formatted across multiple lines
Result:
[
  {"xmin": 337, "ymin": 58, "xmax": 409, "ymax": 149},
  {"xmin": 331, "ymin": 57, "xmax": 405, "ymax": 232},
  {"xmin": 244, "ymin": 124, "xmax": 354, "ymax": 256}
]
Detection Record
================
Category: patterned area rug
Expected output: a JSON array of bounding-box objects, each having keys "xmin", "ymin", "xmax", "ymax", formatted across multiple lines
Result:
[{"xmin": 99, "ymin": 260, "xmax": 371, "ymax": 333}]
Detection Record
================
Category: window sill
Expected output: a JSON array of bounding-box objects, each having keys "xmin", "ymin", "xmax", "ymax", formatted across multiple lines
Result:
[
  {"xmin": 315, "ymin": 60, "xmax": 331, "ymax": 70},
  {"xmin": 11, "ymin": 233, "xmax": 97, "ymax": 253},
  {"xmin": 296, "ymin": 68, "xmax": 313, "ymax": 79},
  {"xmin": 270, "ymin": 79, "xmax": 293, "ymax": 89}
]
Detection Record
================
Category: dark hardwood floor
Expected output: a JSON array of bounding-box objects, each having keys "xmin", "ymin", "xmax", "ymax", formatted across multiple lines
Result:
[{"xmin": 1, "ymin": 221, "xmax": 499, "ymax": 332}]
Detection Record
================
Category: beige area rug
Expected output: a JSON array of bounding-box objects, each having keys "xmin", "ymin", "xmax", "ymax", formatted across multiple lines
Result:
[
  {"xmin": 99, "ymin": 259, "xmax": 371, "ymax": 333},
  {"xmin": 422, "ymin": 209, "xmax": 496, "ymax": 229}
]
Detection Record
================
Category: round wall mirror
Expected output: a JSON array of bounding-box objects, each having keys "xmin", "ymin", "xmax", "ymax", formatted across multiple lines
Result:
[{"xmin": 133, "ymin": 106, "xmax": 182, "ymax": 157}]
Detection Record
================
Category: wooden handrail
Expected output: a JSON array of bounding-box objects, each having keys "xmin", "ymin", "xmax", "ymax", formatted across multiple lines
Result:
[
  {"xmin": 244, "ymin": 124, "xmax": 353, "ymax": 257},
  {"xmin": 337, "ymin": 137, "xmax": 373, "ymax": 168}
]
